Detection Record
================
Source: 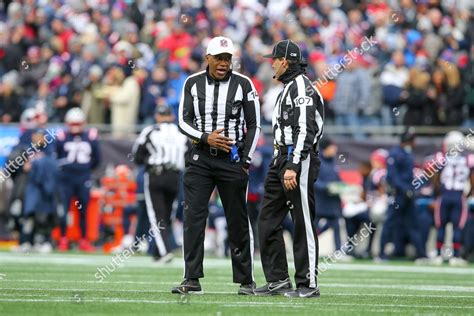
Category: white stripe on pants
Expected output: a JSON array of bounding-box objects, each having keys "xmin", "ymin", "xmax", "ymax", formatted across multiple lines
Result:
[
  {"xmin": 144, "ymin": 172, "xmax": 168, "ymax": 256},
  {"xmin": 299, "ymin": 158, "xmax": 316, "ymax": 288}
]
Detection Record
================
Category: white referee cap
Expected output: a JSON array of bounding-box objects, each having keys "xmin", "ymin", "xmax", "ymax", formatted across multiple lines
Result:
[{"xmin": 206, "ymin": 36, "xmax": 234, "ymax": 56}]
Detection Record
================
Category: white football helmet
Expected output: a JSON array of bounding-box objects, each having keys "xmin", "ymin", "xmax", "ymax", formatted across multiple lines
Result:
[
  {"xmin": 20, "ymin": 108, "xmax": 37, "ymax": 129},
  {"xmin": 65, "ymin": 107, "xmax": 86, "ymax": 134},
  {"xmin": 443, "ymin": 131, "xmax": 465, "ymax": 153}
]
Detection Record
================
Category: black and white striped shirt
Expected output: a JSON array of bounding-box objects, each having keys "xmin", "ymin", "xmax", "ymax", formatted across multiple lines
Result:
[
  {"xmin": 273, "ymin": 73, "xmax": 324, "ymax": 168},
  {"xmin": 133, "ymin": 123, "xmax": 189, "ymax": 171},
  {"xmin": 178, "ymin": 69, "xmax": 261, "ymax": 164}
]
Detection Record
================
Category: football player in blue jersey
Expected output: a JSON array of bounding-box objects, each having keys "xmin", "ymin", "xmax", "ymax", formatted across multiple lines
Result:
[
  {"xmin": 55, "ymin": 108, "xmax": 101, "ymax": 252},
  {"xmin": 378, "ymin": 130, "xmax": 426, "ymax": 261},
  {"xmin": 7, "ymin": 108, "xmax": 38, "ymax": 243},
  {"xmin": 22, "ymin": 129, "xmax": 58, "ymax": 253},
  {"xmin": 432, "ymin": 131, "xmax": 474, "ymax": 266}
]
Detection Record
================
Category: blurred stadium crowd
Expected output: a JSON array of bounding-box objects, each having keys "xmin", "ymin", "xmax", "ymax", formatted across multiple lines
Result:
[
  {"xmin": 1, "ymin": 0, "xmax": 474, "ymax": 130},
  {"xmin": 1, "ymin": 0, "xmax": 474, "ymax": 265}
]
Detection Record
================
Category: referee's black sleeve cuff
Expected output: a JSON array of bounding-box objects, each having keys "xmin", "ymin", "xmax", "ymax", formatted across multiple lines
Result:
[
  {"xmin": 200, "ymin": 133, "xmax": 209, "ymax": 144},
  {"xmin": 285, "ymin": 161, "xmax": 301, "ymax": 173}
]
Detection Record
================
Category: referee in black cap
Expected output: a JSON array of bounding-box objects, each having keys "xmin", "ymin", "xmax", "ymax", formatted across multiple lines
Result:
[
  {"xmin": 254, "ymin": 40, "xmax": 324, "ymax": 298},
  {"xmin": 172, "ymin": 36, "xmax": 261, "ymax": 295},
  {"xmin": 132, "ymin": 105, "xmax": 189, "ymax": 263}
]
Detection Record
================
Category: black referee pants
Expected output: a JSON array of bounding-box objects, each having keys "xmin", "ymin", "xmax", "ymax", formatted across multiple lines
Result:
[
  {"xmin": 144, "ymin": 169, "xmax": 179, "ymax": 257},
  {"xmin": 258, "ymin": 152, "xmax": 320, "ymax": 288},
  {"xmin": 183, "ymin": 146, "xmax": 253, "ymax": 284}
]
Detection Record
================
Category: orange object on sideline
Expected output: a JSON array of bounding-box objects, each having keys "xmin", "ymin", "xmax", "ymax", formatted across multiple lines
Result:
[
  {"xmin": 317, "ymin": 80, "xmax": 337, "ymax": 102},
  {"xmin": 99, "ymin": 166, "xmax": 137, "ymax": 253},
  {"xmin": 51, "ymin": 167, "xmax": 136, "ymax": 254}
]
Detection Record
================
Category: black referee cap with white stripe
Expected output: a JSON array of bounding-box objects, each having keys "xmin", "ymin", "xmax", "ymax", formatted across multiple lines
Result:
[{"xmin": 263, "ymin": 40, "xmax": 301, "ymax": 61}]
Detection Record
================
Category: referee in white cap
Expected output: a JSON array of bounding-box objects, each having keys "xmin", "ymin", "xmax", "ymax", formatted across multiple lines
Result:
[{"xmin": 171, "ymin": 36, "xmax": 261, "ymax": 295}]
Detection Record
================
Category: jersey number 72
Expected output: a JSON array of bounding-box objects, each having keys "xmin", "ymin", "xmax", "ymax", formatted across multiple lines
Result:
[{"xmin": 64, "ymin": 141, "xmax": 92, "ymax": 164}]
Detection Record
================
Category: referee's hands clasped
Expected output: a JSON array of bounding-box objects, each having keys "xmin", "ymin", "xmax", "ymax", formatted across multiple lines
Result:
[
  {"xmin": 283, "ymin": 169, "xmax": 298, "ymax": 191},
  {"xmin": 207, "ymin": 128, "xmax": 234, "ymax": 152}
]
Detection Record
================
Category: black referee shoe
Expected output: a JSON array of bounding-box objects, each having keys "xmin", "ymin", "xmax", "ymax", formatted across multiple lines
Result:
[
  {"xmin": 238, "ymin": 282, "xmax": 256, "ymax": 295},
  {"xmin": 254, "ymin": 278, "xmax": 292, "ymax": 296},
  {"xmin": 284, "ymin": 286, "xmax": 320, "ymax": 298},
  {"xmin": 171, "ymin": 279, "xmax": 203, "ymax": 295}
]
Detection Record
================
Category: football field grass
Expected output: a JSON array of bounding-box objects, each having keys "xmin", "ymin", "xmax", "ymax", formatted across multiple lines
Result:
[{"xmin": 0, "ymin": 251, "xmax": 473, "ymax": 315}]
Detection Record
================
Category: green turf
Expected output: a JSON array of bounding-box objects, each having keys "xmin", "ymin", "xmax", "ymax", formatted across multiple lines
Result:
[{"xmin": 0, "ymin": 251, "xmax": 473, "ymax": 315}]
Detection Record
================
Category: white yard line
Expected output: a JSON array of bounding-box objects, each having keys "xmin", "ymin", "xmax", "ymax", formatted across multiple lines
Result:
[
  {"xmin": 0, "ymin": 293, "xmax": 49, "ymax": 297},
  {"xmin": 220, "ymin": 301, "xmax": 474, "ymax": 309},
  {"xmin": 332, "ymin": 263, "xmax": 474, "ymax": 275},
  {"xmin": 0, "ymin": 253, "xmax": 472, "ymax": 275},
  {"xmin": 1, "ymin": 289, "xmax": 473, "ymax": 299},
  {"xmin": 324, "ymin": 283, "xmax": 474, "ymax": 292},
  {"xmin": 1, "ymin": 281, "xmax": 474, "ymax": 293},
  {"xmin": 6, "ymin": 279, "xmax": 163, "ymax": 285},
  {"xmin": 5, "ymin": 278, "xmax": 474, "ymax": 291},
  {"xmin": 0, "ymin": 297, "xmax": 472, "ymax": 310},
  {"xmin": 0, "ymin": 287, "xmax": 164, "ymax": 293},
  {"xmin": 6, "ymin": 278, "xmax": 471, "ymax": 287},
  {"xmin": 220, "ymin": 304, "xmax": 406, "ymax": 313}
]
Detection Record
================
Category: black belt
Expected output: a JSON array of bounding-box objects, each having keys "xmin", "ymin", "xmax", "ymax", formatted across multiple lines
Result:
[
  {"xmin": 194, "ymin": 144, "xmax": 229, "ymax": 158},
  {"xmin": 275, "ymin": 144, "xmax": 319, "ymax": 155},
  {"xmin": 276, "ymin": 145, "xmax": 292, "ymax": 155}
]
